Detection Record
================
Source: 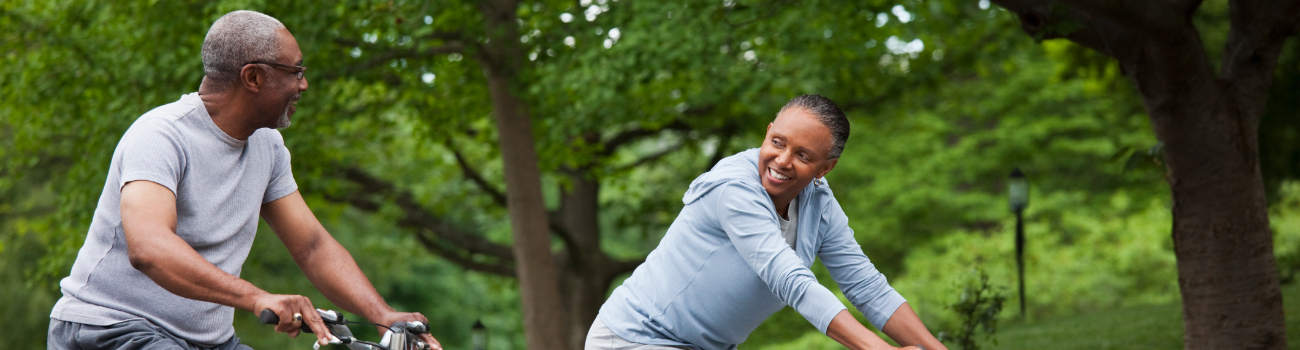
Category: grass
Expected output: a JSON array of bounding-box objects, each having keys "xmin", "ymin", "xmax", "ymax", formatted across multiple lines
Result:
[
  {"xmin": 756, "ymin": 283, "xmax": 1300, "ymax": 349},
  {"xmin": 992, "ymin": 282, "xmax": 1300, "ymax": 349}
]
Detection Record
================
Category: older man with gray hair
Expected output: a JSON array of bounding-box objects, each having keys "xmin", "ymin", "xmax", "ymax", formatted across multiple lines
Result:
[{"xmin": 47, "ymin": 10, "xmax": 440, "ymax": 350}]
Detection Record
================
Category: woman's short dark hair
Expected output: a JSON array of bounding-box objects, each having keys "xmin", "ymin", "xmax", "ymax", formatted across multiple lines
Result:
[{"xmin": 778, "ymin": 94, "xmax": 850, "ymax": 159}]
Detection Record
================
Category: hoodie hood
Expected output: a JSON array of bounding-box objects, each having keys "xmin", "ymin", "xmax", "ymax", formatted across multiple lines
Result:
[{"xmin": 683, "ymin": 148, "xmax": 819, "ymax": 205}]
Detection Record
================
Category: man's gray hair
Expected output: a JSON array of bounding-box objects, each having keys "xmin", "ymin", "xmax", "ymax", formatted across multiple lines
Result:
[{"xmin": 202, "ymin": 10, "xmax": 286, "ymax": 89}]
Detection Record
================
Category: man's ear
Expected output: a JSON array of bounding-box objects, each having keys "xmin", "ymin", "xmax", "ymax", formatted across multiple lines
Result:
[
  {"xmin": 817, "ymin": 158, "xmax": 838, "ymax": 179},
  {"xmin": 239, "ymin": 64, "xmax": 263, "ymax": 93}
]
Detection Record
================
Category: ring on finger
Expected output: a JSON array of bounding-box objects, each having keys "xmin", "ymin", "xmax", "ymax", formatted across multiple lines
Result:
[{"xmin": 294, "ymin": 313, "xmax": 303, "ymax": 322}]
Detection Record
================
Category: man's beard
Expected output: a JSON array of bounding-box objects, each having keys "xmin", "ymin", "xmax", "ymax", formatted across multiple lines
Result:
[
  {"xmin": 273, "ymin": 106, "xmax": 291, "ymax": 128},
  {"xmin": 273, "ymin": 94, "xmax": 299, "ymax": 129}
]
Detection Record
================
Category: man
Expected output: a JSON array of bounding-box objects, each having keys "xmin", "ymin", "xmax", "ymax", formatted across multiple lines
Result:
[
  {"xmin": 588, "ymin": 95, "xmax": 945, "ymax": 350},
  {"xmin": 47, "ymin": 10, "xmax": 440, "ymax": 350}
]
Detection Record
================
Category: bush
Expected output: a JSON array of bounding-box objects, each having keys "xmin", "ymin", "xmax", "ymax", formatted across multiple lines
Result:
[{"xmin": 939, "ymin": 268, "xmax": 1007, "ymax": 350}]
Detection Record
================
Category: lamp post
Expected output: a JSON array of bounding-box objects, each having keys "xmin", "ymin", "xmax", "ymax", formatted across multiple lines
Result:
[
  {"xmin": 471, "ymin": 319, "xmax": 487, "ymax": 350},
  {"xmin": 1008, "ymin": 168, "xmax": 1028, "ymax": 318}
]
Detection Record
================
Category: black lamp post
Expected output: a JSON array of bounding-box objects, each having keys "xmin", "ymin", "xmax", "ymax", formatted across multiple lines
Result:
[
  {"xmin": 1008, "ymin": 168, "xmax": 1029, "ymax": 318},
  {"xmin": 471, "ymin": 319, "xmax": 487, "ymax": 350}
]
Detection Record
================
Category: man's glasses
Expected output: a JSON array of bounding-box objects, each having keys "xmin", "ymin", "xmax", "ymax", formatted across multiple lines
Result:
[{"xmin": 247, "ymin": 60, "xmax": 306, "ymax": 80}]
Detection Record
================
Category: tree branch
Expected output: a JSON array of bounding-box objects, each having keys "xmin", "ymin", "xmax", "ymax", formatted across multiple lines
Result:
[
  {"xmin": 328, "ymin": 167, "xmax": 518, "ymax": 268},
  {"xmin": 1051, "ymin": 0, "xmax": 1187, "ymax": 39},
  {"xmin": 411, "ymin": 230, "xmax": 516, "ymax": 277},
  {"xmin": 445, "ymin": 140, "xmax": 508, "ymax": 207},
  {"xmin": 444, "ymin": 141, "xmax": 579, "ymax": 248},
  {"xmin": 990, "ymin": 0, "xmax": 1148, "ymax": 62},
  {"xmin": 546, "ymin": 211, "xmax": 580, "ymax": 253},
  {"xmin": 600, "ymin": 119, "xmax": 693, "ymax": 155},
  {"xmin": 342, "ymin": 40, "xmax": 465, "ymax": 65},
  {"xmin": 1220, "ymin": 0, "xmax": 1300, "ymax": 116},
  {"xmin": 614, "ymin": 141, "xmax": 686, "ymax": 172},
  {"xmin": 328, "ymin": 38, "xmax": 466, "ymax": 80}
]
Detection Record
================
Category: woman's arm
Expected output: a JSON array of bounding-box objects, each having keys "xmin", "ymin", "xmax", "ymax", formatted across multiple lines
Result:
[
  {"xmin": 880, "ymin": 303, "xmax": 946, "ymax": 350},
  {"xmin": 715, "ymin": 182, "xmax": 848, "ymax": 333},
  {"xmin": 817, "ymin": 197, "xmax": 944, "ymax": 349},
  {"xmin": 827, "ymin": 310, "xmax": 919, "ymax": 350},
  {"xmin": 826, "ymin": 305, "xmax": 943, "ymax": 350}
]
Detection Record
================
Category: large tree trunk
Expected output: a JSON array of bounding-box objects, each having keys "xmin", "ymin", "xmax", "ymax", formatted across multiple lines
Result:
[
  {"xmin": 479, "ymin": 0, "xmax": 568, "ymax": 348},
  {"xmin": 1126, "ymin": 33, "xmax": 1285, "ymax": 349},
  {"xmin": 988, "ymin": 0, "xmax": 1297, "ymax": 348},
  {"xmin": 555, "ymin": 170, "xmax": 612, "ymax": 350},
  {"xmin": 553, "ymin": 168, "xmax": 648, "ymax": 350}
]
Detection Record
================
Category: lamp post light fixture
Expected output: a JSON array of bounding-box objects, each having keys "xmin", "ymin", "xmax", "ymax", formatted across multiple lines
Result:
[
  {"xmin": 471, "ymin": 319, "xmax": 487, "ymax": 350},
  {"xmin": 1008, "ymin": 168, "xmax": 1028, "ymax": 318}
]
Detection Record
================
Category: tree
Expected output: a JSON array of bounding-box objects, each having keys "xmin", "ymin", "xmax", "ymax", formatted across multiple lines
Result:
[
  {"xmin": 17, "ymin": 1, "xmax": 1296, "ymax": 348},
  {"xmin": 297, "ymin": 1, "xmax": 776, "ymax": 348},
  {"xmin": 0, "ymin": 1, "xmax": 1049, "ymax": 348},
  {"xmin": 311, "ymin": 1, "xmax": 1018, "ymax": 347},
  {"xmin": 987, "ymin": 0, "xmax": 1300, "ymax": 348}
]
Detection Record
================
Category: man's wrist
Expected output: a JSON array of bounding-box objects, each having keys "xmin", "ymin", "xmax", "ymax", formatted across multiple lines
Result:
[
  {"xmin": 359, "ymin": 304, "xmax": 398, "ymax": 323},
  {"xmin": 242, "ymin": 290, "xmax": 272, "ymax": 313}
]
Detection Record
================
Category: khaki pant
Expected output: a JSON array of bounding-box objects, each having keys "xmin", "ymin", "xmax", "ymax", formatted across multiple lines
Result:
[{"xmin": 584, "ymin": 317, "xmax": 697, "ymax": 350}]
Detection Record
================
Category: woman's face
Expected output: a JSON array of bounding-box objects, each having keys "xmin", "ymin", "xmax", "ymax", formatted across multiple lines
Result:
[{"xmin": 758, "ymin": 108, "xmax": 838, "ymax": 203}]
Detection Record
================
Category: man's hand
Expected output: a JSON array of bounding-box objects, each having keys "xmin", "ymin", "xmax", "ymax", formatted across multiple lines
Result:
[
  {"xmin": 262, "ymin": 192, "xmax": 442, "ymax": 349},
  {"xmin": 372, "ymin": 311, "xmax": 442, "ymax": 350},
  {"xmin": 253, "ymin": 294, "xmax": 335, "ymax": 345}
]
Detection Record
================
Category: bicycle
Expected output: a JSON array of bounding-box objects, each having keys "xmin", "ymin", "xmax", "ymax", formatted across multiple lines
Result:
[{"xmin": 259, "ymin": 308, "xmax": 433, "ymax": 350}]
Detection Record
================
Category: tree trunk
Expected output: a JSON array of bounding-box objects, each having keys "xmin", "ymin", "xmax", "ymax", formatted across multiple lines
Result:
[
  {"xmin": 556, "ymin": 170, "xmax": 615, "ymax": 350},
  {"xmin": 479, "ymin": 0, "xmax": 569, "ymax": 348},
  {"xmin": 987, "ymin": 0, "xmax": 1294, "ymax": 347},
  {"xmin": 1119, "ymin": 27, "xmax": 1286, "ymax": 350},
  {"xmin": 1144, "ymin": 76, "xmax": 1285, "ymax": 349}
]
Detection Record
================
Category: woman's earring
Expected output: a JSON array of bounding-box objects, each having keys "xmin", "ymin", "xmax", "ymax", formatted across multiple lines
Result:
[{"xmin": 815, "ymin": 178, "xmax": 823, "ymax": 187}]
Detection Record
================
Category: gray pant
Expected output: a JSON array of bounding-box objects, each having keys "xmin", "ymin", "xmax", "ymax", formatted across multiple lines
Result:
[
  {"xmin": 48, "ymin": 319, "xmax": 253, "ymax": 350},
  {"xmin": 584, "ymin": 317, "xmax": 696, "ymax": 350}
]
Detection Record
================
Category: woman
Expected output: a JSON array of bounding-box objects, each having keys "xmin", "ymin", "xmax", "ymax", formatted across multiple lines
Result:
[{"xmin": 587, "ymin": 95, "xmax": 944, "ymax": 350}]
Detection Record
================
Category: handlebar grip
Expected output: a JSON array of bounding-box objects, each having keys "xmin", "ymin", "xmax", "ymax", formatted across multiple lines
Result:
[
  {"xmin": 259, "ymin": 309, "xmax": 280, "ymax": 325},
  {"xmin": 258, "ymin": 309, "xmax": 314, "ymax": 333}
]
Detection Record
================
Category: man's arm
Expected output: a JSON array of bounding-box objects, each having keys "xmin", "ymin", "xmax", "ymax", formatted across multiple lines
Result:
[
  {"xmin": 121, "ymin": 180, "xmax": 335, "ymax": 342},
  {"xmin": 259, "ymin": 190, "xmax": 440, "ymax": 349}
]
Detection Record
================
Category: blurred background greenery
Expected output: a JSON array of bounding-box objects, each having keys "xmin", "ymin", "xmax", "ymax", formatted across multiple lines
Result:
[{"xmin": 2, "ymin": 0, "xmax": 1298, "ymax": 349}]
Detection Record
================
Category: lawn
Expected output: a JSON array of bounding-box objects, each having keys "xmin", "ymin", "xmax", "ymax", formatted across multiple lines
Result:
[{"xmin": 757, "ymin": 282, "xmax": 1300, "ymax": 349}]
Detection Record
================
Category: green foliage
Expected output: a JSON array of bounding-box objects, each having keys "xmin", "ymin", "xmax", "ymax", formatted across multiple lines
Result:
[
  {"xmin": 1272, "ymin": 182, "xmax": 1300, "ymax": 285},
  {"xmin": 2, "ymin": 0, "xmax": 1299, "ymax": 348},
  {"xmin": 938, "ymin": 268, "xmax": 1007, "ymax": 350},
  {"xmin": 755, "ymin": 239, "xmax": 1300, "ymax": 350}
]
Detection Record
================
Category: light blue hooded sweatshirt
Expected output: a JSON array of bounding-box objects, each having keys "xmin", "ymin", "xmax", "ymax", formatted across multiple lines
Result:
[{"xmin": 597, "ymin": 149, "xmax": 906, "ymax": 350}]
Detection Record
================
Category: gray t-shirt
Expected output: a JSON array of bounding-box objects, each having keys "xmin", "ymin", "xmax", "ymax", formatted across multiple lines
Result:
[{"xmin": 50, "ymin": 92, "xmax": 298, "ymax": 347}]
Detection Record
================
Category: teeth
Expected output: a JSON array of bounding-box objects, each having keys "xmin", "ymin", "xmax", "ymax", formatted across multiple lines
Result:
[{"xmin": 769, "ymin": 168, "xmax": 791, "ymax": 180}]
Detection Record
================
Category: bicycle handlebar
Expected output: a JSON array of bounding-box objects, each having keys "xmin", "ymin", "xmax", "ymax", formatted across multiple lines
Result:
[{"xmin": 259, "ymin": 308, "xmax": 431, "ymax": 350}]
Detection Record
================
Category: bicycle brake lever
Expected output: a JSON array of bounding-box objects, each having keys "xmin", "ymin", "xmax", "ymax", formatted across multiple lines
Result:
[
  {"xmin": 311, "ymin": 335, "xmax": 344, "ymax": 350},
  {"xmin": 405, "ymin": 321, "xmax": 429, "ymax": 334}
]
